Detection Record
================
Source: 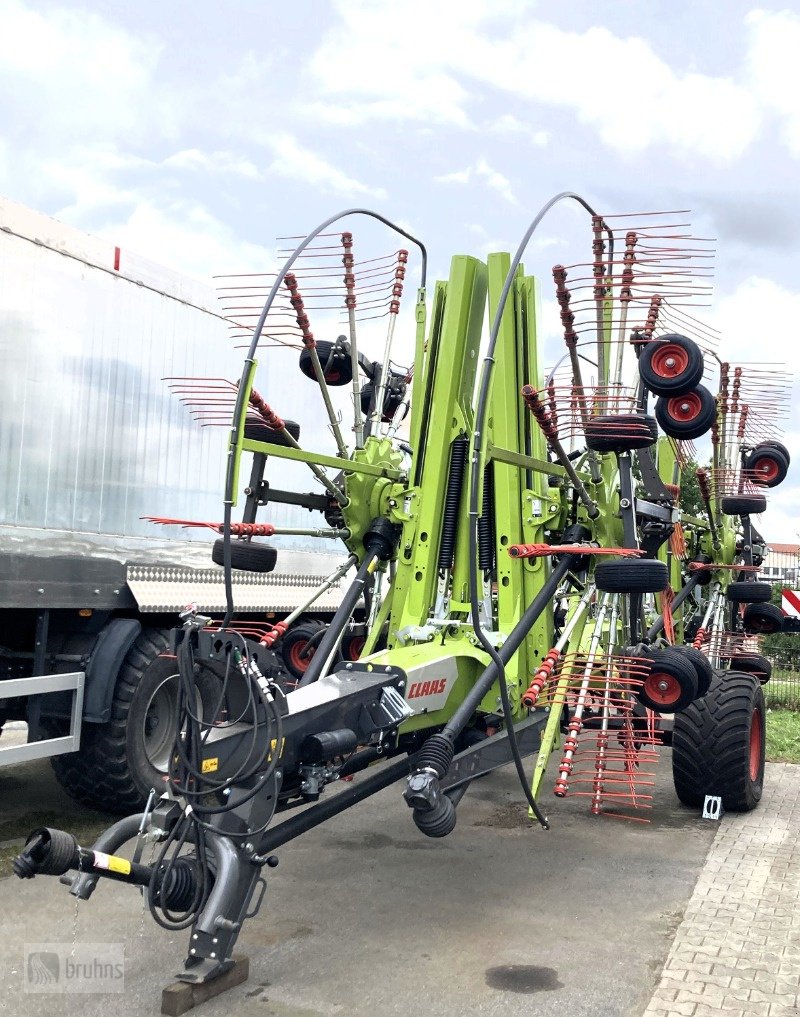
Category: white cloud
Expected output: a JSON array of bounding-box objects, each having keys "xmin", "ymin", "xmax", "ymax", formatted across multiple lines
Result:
[
  {"xmin": 266, "ymin": 132, "xmax": 386, "ymax": 199},
  {"xmin": 309, "ymin": 1, "xmax": 761, "ymax": 160},
  {"xmin": 490, "ymin": 113, "xmax": 549, "ymax": 146},
  {"xmin": 163, "ymin": 149, "xmax": 262, "ymax": 179},
  {"xmin": 0, "ymin": 0, "xmax": 168, "ymax": 142},
  {"xmin": 746, "ymin": 8, "xmax": 800, "ymax": 157},
  {"xmin": 435, "ymin": 158, "xmax": 516, "ymax": 203},
  {"xmin": 104, "ymin": 200, "xmax": 275, "ymax": 278}
]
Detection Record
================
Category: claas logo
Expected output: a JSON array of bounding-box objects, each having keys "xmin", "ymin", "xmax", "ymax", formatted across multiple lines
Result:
[{"xmin": 407, "ymin": 678, "xmax": 447, "ymax": 699}]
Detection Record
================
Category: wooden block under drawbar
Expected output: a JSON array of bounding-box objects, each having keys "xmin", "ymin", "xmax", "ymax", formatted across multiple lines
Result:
[{"xmin": 161, "ymin": 955, "xmax": 249, "ymax": 1016}]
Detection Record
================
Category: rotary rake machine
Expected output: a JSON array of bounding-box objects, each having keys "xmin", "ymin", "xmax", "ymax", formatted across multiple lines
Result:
[{"xmin": 14, "ymin": 194, "xmax": 791, "ymax": 999}]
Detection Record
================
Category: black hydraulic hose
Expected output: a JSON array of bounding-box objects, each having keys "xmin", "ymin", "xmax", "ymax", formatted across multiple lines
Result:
[
  {"xmin": 297, "ymin": 551, "xmax": 379, "ymax": 687},
  {"xmin": 221, "ymin": 210, "xmax": 428, "ymax": 628},
  {"xmin": 444, "ymin": 553, "xmax": 579, "ymax": 740},
  {"xmin": 467, "ymin": 192, "xmax": 609, "ymax": 829},
  {"xmin": 645, "ymin": 573, "xmax": 701, "ymax": 641},
  {"xmin": 477, "ymin": 463, "xmax": 495, "ymax": 572},
  {"xmin": 438, "ymin": 437, "xmax": 469, "ymax": 569}
]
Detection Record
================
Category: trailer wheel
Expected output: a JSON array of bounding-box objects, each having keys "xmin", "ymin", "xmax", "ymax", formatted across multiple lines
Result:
[
  {"xmin": 672, "ymin": 672, "xmax": 765, "ymax": 811},
  {"xmin": 51, "ymin": 628, "xmax": 223, "ymax": 814}
]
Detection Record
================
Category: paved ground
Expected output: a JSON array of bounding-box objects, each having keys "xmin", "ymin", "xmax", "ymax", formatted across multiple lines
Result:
[
  {"xmin": 0, "ymin": 746, "xmax": 718, "ymax": 1017},
  {"xmin": 643, "ymin": 762, "xmax": 800, "ymax": 1017}
]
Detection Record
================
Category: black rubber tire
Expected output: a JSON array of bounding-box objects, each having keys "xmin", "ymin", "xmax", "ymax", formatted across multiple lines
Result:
[
  {"xmin": 726, "ymin": 581, "xmax": 772, "ymax": 604},
  {"xmin": 742, "ymin": 602, "xmax": 784, "ymax": 635},
  {"xmin": 584, "ymin": 414, "xmax": 658, "ymax": 452},
  {"xmin": 672, "ymin": 672, "xmax": 765, "ymax": 811},
  {"xmin": 688, "ymin": 554, "xmax": 714, "ymax": 586},
  {"xmin": 212, "ymin": 539, "xmax": 277, "ymax": 573},
  {"xmin": 341, "ymin": 629, "xmax": 367, "ymax": 661},
  {"xmin": 280, "ymin": 620, "xmax": 326, "ymax": 680},
  {"xmin": 637, "ymin": 647, "xmax": 698, "ymax": 713},
  {"xmin": 719, "ymin": 493, "xmax": 767, "ymax": 516},
  {"xmin": 654, "ymin": 384, "xmax": 716, "ymax": 440},
  {"xmin": 638, "ymin": 334, "xmax": 705, "ymax": 396},
  {"xmin": 744, "ymin": 444, "xmax": 789, "ymax": 489},
  {"xmin": 298, "ymin": 340, "xmax": 353, "ymax": 386},
  {"xmin": 673, "ymin": 645, "xmax": 713, "ymax": 697},
  {"xmin": 594, "ymin": 557, "xmax": 669, "ymax": 594},
  {"xmin": 730, "ymin": 653, "xmax": 772, "ymax": 685},
  {"xmin": 50, "ymin": 629, "xmax": 223, "ymax": 814},
  {"xmin": 243, "ymin": 418, "xmax": 300, "ymax": 445}
]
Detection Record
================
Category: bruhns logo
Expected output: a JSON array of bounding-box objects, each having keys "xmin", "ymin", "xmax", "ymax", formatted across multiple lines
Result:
[
  {"xmin": 27, "ymin": 952, "xmax": 60, "ymax": 986},
  {"xmin": 24, "ymin": 945, "xmax": 125, "ymax": 993}
]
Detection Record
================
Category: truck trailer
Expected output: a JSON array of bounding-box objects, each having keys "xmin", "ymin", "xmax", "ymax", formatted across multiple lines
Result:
[{"xmin": 0, "ymin": 197, "xmax": 345, "ymax": 812}]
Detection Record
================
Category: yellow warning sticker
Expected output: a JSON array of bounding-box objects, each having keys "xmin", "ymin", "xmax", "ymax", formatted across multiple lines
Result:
[
  {"xmin": 267, "ymin": 738, "xmax": 285, "ymax": 762},
  {"xmin": 202, "ymin": 757, "xmax": 219, "ymax": 773},
  {"xmin": 107, "ymin": 855, "xmax": 132, "ymax": 876},
  {"xmin": 92, "ymin": 850, "xmax": 131, "ymax": 875}
]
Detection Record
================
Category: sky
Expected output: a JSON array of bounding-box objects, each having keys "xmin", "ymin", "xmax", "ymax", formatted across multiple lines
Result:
[{"xmin": 1, "ymin": 0, "xmax": 799, "ymax": 539}]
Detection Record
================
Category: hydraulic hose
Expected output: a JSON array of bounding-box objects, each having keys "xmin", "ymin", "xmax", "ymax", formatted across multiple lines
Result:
[{"xmin": 467, "ymin": 192, "xmax": 610, "ymax": 828}]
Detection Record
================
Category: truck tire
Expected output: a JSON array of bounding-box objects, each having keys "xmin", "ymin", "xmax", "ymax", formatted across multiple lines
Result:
[
  {"xmin": 51, "ymin": 628, "xmax": 222, "ymax": 814},
  {"xmin": 726, "ymin": 581, "xmax": 772, "ymax": 604},
  {"xmin": 672, "ymin": 672, "xmax": 765, "ymax": 811}
]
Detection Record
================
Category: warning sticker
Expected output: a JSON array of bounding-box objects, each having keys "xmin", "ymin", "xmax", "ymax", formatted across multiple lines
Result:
[
  {"xmin": 92, "ymin": 851, "xmax": 132, "ymax": 876},
  {"xmin": 201, "ymin": 757, "xmax": 219, "ymax": 773}
]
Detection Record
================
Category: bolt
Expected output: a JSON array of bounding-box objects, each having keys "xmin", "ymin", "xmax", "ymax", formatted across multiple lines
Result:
[
  {"xmin": 384, "ymin": 666, "xmax": 392, "ymax": 673},
  {"xmin": 665, "ymin": 356, "xmax": 676, "ymax": 368},
  {"xmin": 346, "ymin": 662, "xmax": 353, "ymax": 670},
  {"xmin": 657, "ymin": 680, "xmax": 669, "ymax": 692},
  {"xmin": 37, "ymin": 588, "xmax": 44, "ymax": 595},
  {"xmin": 620, "ymin": 498, "xmax": 631, "ymax": 509},
  {"xmin": 190, "ymin": 949, "xmax": 196, "ymax": 955}
]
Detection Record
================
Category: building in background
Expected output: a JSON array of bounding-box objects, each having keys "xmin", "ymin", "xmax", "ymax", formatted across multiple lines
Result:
[{"xmin": 762, "ymin": 543, "xmax": 800, "ymax": 587}]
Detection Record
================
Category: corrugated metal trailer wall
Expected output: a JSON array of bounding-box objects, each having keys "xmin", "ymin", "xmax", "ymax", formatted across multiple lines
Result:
[{"xmin": 0, "ymin": 198, "xmax": 323, "ymax": 551}]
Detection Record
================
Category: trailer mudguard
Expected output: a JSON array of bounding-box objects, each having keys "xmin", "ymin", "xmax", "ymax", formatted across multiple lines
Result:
[{"xmin": 83, "ymin": 618, "xmax": 142, "ymax": 723}]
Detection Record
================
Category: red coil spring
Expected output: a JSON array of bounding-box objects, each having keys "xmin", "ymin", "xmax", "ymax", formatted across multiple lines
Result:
[
  {"xmin": 284, "ymin": 272, "xmax": 315, "ymax": 349},
  {"xmin": 249, "ymin": 388, "xmax": 285, "ymax": 431}
]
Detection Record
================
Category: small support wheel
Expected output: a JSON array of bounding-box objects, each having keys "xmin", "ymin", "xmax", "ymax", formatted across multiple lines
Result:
[
  {"xmin": 243, "ymin": 418, "xmax": 301, "ymax": 445},
  {"xmin": 744, "ymin": 443, "xmax": 789, "ymax": 489},
  {"xmin": 594, "ymin": 557, "xmax": 669, "ymax": 594},
  {"xmin": 730, "ymin": 653, "xmax": 772, "ymax": 685},
  {"xmin": 299, "ymin": 339, "xmax": 353, "ymax": 386},
  {"xmin": 654, "ymin": 385, "xmax": 716, "ymax": 440},
  {"xmin": 726, "ymin": 581, "xmax": 772, "ymax": 604},
  {"xmin": 212, "ymin": 539, "xmax": 278, "ymax": 573},
  {"xmin": 638, "ymin": 334, "xmax": 705, "ymax": 396},
  {"xmin": 638, "ymin": 647, "xmax": 698, "ymax": 713},
  {"xmin": 719, "ymin": 493, "xmax": 767, "ymax": 516},
  {"xmin": 742, "ymin": 602, "xmax": 784, "ymax": 635},
  {"xmin": 584, "ymin": 414, "xmax": 658, "ymax": 452},
  {"xmin": 280, "ymin": 620, "xmax": 327, "ymax": 680},
  {"xmin": 672, "ymin": 645, "xmax": 713, "ymax": 697}
]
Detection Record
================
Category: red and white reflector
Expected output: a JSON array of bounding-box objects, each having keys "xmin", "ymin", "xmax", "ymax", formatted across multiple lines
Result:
[{"xmin": 781, "ymin": 589, "xmax": 800, "ymax": 617}]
